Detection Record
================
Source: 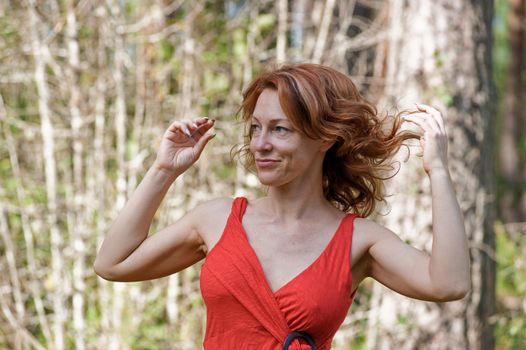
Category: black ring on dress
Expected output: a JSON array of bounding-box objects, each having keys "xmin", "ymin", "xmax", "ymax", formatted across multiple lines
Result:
[{"xmin": 282, "ymin": 331, "xmax": 317, "ymax": 350}]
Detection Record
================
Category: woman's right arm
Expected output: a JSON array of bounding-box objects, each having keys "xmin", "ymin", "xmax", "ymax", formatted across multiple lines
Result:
[{"xmin": 93, "ymin": 117, "xmax": 216, "ymax": 282}]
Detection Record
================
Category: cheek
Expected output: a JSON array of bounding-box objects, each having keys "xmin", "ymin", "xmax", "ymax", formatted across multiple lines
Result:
[{"xmin": 248, "ymin": 140, "xmax": 263, "ymax": 157}]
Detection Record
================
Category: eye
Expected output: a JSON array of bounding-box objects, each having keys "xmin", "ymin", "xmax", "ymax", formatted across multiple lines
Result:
[
  {"xmin": 249, "ymin": 124, "xmax": 261, "ymax": 136},
  {"xmin": 274, "ymin": 126, "xmax": 290, "ymax": 135}
]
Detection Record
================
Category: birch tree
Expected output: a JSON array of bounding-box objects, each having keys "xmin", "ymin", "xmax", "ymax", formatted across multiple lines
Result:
[
  {"xmin": 0, "ymin": 1, "xmax": 503, "ymax": 349},
  {"xmin": 367, "ymin": 1, "xmax": 496, "ymax": 349}
]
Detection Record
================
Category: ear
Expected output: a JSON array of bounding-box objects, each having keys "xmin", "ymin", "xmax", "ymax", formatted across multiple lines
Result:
[{"xmin": 320, "ymin": 139, "xmax": 335, "ymax": 153}]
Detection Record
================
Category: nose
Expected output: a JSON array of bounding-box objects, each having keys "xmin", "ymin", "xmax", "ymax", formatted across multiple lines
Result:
[{"xmin": 251, "ymin": 130, "xmax": 272, "ymax": 152}]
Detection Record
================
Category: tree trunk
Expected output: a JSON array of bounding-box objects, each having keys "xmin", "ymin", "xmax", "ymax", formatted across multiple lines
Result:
[
  {"xmin": 290, "ymin": 0, "xmax": 305, "ymax": 61},
  {"xmin": 65, "ymin": 2, "xmax": 87, "ymax": 349},
  {"xmin": 276, "ymin": 0, "xmax": 288, "ymax": 63},
  {"xmin": 368, "ymin": 0, "xmax": 496, "ymax": 349},
  {"xmin": 500, "ymin": 0, "xmax": 525, "ymax": 222},
  {"xmin": 312, "ymin": 0, "xmax": 336, "ymax": 64},
  {"xmin": 108, "ymin": 1, "xmax": 128, "ymax": 349},
  {"xmin": 28, "ymin": 2, "xmax": 67, "ymax": 349}
]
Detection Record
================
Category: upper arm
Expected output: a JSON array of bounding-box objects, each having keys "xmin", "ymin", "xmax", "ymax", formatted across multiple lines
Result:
[
  {"xmin": 98, "ymin": 197, "xmax": 232, "ymax": 282},
  {"xmin": 358, "ymin": 219, "xmax": 443, "ymax": 301}
]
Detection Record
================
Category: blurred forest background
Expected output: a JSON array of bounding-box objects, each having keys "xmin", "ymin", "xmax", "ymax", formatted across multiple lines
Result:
[{"xmin": 0, "ymin": 0, "xmax": 524, "ymax": 349}]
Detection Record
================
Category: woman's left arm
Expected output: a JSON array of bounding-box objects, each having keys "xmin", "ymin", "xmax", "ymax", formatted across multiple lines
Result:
[
  {"xmin": 407, "ymin": 103, "xmax": 470, "ymax": 298},
  {"xmin": 426, "ymin": 165, "xmax": 471, "ymax": 298},
  {"xmin": 364, "ymin": 104, "xmax": 470, "ymax": 302}
]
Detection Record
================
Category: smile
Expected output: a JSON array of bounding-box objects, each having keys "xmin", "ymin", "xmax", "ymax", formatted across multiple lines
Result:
[{"xmin": 255, "ymin": 159, "xmax": 280, "ymax": 168}]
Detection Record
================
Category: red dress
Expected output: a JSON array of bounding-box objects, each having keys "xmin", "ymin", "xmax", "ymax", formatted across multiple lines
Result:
[{"xmin": 200, "ymin": 197, "xmax": 359, "ymax": 349}]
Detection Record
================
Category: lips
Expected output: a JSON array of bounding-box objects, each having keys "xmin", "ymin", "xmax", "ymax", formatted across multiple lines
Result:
[{"xmin": 255, "ymin": 158, "xmax": 280, "ymax": 168}]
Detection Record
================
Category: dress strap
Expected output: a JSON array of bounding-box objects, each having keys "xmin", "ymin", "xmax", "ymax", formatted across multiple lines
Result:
[{"xmin": 231, "ymin": 196, "xmax": 248, "ymax": 219}]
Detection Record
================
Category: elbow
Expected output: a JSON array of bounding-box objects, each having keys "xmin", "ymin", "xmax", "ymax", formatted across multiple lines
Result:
[
  {"xmin": 434, "ymin": 282, "xmax": 471, "ymax": 302},
  {"xmin": 93, "ymin": 260, "xmax": 107, "ymax": 280},
  {"xmin": 93, "ymin": 259, "xmax": 133, "ymax": 282},
  {"xmin": 93, "ymin": 259, "xmax": 118, "ymax": 282},
  {"xmin": 440, "ymin": 288, "xmax": 469, "ymax": 302},
  {"xmin": 457, "ymin": 281, "xmax": 471, "ymax": 299},
  {"xmin": 451, "ymin": 277, "xmax": 471, "ymax": 300}
]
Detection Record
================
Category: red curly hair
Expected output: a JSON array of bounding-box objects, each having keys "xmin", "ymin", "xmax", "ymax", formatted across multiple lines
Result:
[{"xmin": 235, "ymin": 63, "xmax": 420, "ymax": 217}]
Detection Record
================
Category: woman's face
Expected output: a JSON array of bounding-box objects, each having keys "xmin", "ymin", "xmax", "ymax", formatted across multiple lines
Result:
[{"xmin": 249, "ymin": 89, "xmax": 327, "ymax": 187}]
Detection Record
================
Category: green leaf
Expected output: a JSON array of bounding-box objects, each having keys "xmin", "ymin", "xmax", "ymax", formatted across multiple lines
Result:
[{"xmin": 257, "ymin": 14, "xmax": 276, "ymax": 31}]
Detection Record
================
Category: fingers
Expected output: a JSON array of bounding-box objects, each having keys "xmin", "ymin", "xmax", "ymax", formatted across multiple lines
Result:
[
  {"xmin": 167, "ymin": 117, "xmax": 215, "ymax": 139},
  {"xmin": 402, "ymin": 104, "xmax": 446, "ymax": 136},
  {"xmin": 415, "ymin": 103, "xmax": 445, "ymax": 131},
  {"xmin": 402, "ymin": 113, "xmax": 439, "ymax": 135},
  {"xmin": 193, "ymin": 131, "xmax": 216, "ymax": 158},
  {"xmin": 167, "ymin": 120, "xmax": 192, "ymax": 138},
  {"xmin": 190, "ymin": 117, "xmax": 217, "ymax": 157},
  {"xmin": 191, "ymin": 117, "xmax": 215, "ymax": 138}
]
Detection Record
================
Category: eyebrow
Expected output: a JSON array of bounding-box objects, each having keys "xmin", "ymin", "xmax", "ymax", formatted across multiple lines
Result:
[{"xmin": 250, "ymin": 115, "xmax": 288, "ymax": 123}]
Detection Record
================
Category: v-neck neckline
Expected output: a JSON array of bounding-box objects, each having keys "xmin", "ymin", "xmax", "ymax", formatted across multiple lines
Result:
[{"xmin": 236, "ymin": 197, "xmax": 349, "ymax": 295}]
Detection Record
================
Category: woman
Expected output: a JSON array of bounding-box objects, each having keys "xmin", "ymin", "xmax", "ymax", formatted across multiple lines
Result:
[{"xmin": 94, "ymin": 63, "xmax": 470, "ymax": 349}]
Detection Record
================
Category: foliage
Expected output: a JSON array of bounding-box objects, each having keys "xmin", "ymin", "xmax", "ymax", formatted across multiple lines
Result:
[
  {"xmin": 0, "ymin": 0, "xmax": 521, "ymax": 349},
  {"xmin": 494, "ymin": 223, "xmax": 526, "ymax": 349},
  {"xmin": 492, "ymin": 0, "xmax": 526, "ymax": 345}
]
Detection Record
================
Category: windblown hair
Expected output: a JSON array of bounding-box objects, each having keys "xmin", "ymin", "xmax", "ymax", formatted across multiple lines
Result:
[{"xmin": 235, "ymin": 63, "xmax": 420, "ymax": 217}]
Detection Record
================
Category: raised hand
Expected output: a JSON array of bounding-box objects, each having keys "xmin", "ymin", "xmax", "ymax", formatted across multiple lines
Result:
[
  {"xmin": 402, "ymin": 103, "xmax": 449, "ymax": 174},
  {"xmin": 154, "ymin": 117, "xmax": 216, "ymax": 176}
]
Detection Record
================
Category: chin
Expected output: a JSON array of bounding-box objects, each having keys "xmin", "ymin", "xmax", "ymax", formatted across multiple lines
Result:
[
  {"xmin": 257, "ymin": 176, "xmax": 278, "ymax": 186},
  {"xmin": 256, "ymin": 172, "xmax": 287, "ymax": 187}
]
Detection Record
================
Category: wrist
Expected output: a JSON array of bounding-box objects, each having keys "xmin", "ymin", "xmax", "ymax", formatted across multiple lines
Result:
[
  {"xmin": 151, "ymin": 163, "xmax": 180, "ymax": 182},
  {"xmin": 427, "ymin": 166, "xmax": 451, "ymax": 181}
]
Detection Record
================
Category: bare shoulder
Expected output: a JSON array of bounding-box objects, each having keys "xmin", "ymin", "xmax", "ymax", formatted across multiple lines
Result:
[
  {"xmin": 190, "ymin": 196, "xmax": 233, "ymax": 215},
  {"xmin": 353, "ymin": 217, "xmax": 398, "ymax": 242},
  {"xmin": 188, "ymin": 197, "xmax": 234, "ymax": 254},
  {"xmin": 188, "ymin": 196, "xmax": 233, "ymax": 230}
]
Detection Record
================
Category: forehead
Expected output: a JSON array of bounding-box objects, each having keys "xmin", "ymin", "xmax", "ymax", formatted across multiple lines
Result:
[{"xmin": 251, "ymin": 89, "xmax": 289, "ymax": 122}]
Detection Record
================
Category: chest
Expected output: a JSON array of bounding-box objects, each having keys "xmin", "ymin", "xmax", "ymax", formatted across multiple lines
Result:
[
  {"xmin": 242, "ymin": 218, "xmax": 342, "ymax": 293},
  {"xmin": 200, "ymin": 215, "xmax": 358, "ymax": 342}
]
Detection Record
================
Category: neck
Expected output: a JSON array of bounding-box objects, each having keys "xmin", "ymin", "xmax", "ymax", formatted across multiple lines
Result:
[{"xmin": 262, "ymin": 173, "xmax": 332, "ymax": 222}]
